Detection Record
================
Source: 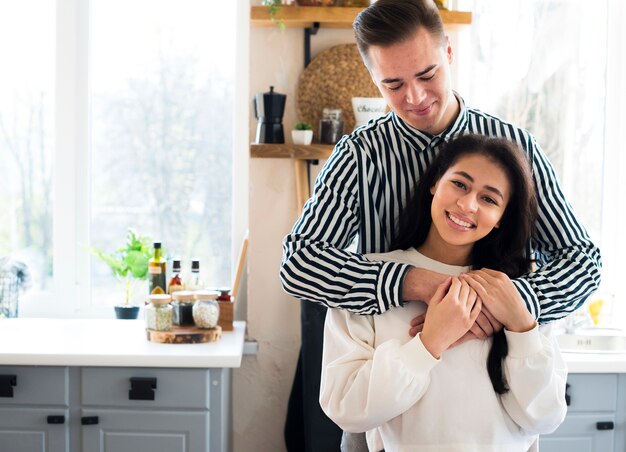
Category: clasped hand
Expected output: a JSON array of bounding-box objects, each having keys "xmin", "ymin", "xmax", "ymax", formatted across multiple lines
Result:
[{"xmin": 411, "ymin": 269, "xmax": 536, "ymax": 355}]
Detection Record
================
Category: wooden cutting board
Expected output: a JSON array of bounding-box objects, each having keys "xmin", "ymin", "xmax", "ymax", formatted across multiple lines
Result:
[{"xmin": 146, "ymin": 325, "xmax": 222, "ymax": 344}]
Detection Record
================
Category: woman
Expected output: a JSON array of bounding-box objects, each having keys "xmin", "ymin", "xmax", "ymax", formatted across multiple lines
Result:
[{"xmin": 319, "ymin": 134, "xmax": 567, "ymax": 452}]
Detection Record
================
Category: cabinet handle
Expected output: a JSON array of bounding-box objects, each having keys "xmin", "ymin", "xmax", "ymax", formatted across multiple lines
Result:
[
  {"xmin": 129, "ymin": 377, "xmax": 157, "ymax": 401},
  {"xmin": 565, "ymin": 383, "xmax": 571, "ymax": 406},
  {"xmin": 81, "ymin": 416, "xmax": 99, "ymax": 426},
  {"xmin": 0, "ymin": 374, "xmax": 17, "ymax": 398},
  {"xmin": 596, "ymin": 421, "xmax": 614, "ymax": 431},
  {"xmin": 47, "ymin": 415, "xmax": 65, "ymax": 425}
]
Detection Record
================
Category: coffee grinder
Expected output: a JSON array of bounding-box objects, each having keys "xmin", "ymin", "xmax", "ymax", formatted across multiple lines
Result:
[{"xmin": 253, "ymin": 86, "xmax": 286, "ymax": 144}]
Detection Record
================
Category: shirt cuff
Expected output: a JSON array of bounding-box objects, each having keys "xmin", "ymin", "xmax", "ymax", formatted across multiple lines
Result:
[
  {"xmin": 376, "ymin": 261, "xmax": 412, "ymax": 312},
  {"xmin": 395, "ymin": 333, "xmax": 441, "ymax": 375},
  {"xmin": 511, "ymin": 277, "xmax": 540, "ymax": 321},
  {"xmin": 504, "ymin": 323, "xmax": 542, "ymax": 358}
]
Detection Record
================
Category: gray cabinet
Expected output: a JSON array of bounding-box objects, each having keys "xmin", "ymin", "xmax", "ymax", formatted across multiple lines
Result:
[
  {"xmin": 540, "ymin": 374, "xmax": 621, "ymax": 452},
  {"xmin": 0, "ymin": 367, "xmax": 70, "ymax": 452},
  {"xmin": 0, "ymin": 365, "xmax": 230, "ymax": 452}
]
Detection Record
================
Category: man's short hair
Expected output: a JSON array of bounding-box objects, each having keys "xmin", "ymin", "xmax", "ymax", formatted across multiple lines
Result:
[{"xmin": 353, "ymin": 0, "xmax": 446, "ymax": 65}]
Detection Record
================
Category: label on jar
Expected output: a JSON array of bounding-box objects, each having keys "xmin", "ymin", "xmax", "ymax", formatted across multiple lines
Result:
[{"xmin": 149, "ymin": 266, "xmax": 162, "ymax": 274}]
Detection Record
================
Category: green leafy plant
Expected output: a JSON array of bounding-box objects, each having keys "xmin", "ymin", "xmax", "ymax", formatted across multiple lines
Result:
[
  {"xmin": 263, "ymin": 0, "xmax": 285, "ymax": 31},
  {"xmin": 88, "ymin": 228, "xmax": 153, "ymax": 306},
  {"xmin": 294, "ymin": 121, "xmax": 313, "ymax": 130}
]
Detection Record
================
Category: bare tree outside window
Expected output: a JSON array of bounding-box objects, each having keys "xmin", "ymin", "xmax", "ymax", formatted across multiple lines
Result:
[{"xmin": 89, "ymin": 0, "xmax": 235, "ymax": 306}]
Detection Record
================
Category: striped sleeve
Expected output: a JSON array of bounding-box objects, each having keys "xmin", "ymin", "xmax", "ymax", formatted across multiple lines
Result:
[
  {"xmin": 512, "ymin": 136, "xmax": 602, "ymax": 323},
  {"xmin": 279, "ymin": 139, "xmax": 410, "ymax": 315}
]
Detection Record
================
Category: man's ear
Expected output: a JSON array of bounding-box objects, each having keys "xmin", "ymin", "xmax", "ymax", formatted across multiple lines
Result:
[{"xmin": 445, "ymin": 36, "xmax": 453, "ymax": 64}]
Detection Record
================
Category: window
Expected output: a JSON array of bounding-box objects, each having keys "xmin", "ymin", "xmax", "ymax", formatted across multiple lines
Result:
[
  {"xmin": 1, "ymin": 0, "xmax": 236, "ymax": 316},
  {"xmin": 0, "ymin": 1, "xmax": 55, "ymax": 292},
  {"xmin": 455, "ymin": 0, "xmax": 625, "ymax": 324}
]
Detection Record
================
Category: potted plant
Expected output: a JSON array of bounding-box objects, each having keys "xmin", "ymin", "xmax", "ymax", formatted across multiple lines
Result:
[
  {"xmin": 292, "ymin": 121, "xmax": 314, "ymax": 145},
  {"xmin": 88, "ymin": 228, "xmax": 153, "ymax": 319}
]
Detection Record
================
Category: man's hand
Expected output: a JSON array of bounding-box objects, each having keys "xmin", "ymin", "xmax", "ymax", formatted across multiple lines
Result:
[
  {"xmin": 402, "ymin": 267, "xmax": 449, "ymax": 305},
  {"xmin": 461, "ymin": 269, "xmax": 536, "ymax": 333},
  {"xmin": 468, "ymin": 308, "xmax": 503, "ymax": 339}
]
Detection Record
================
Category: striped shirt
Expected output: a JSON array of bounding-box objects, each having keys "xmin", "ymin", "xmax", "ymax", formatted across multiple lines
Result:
[{"xmin": 279, "ymin": 94, "xmax": 602, "ymax": 322}]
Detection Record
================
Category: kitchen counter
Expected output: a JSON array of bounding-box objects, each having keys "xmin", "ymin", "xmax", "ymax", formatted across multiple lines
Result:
[
  {"xmin": 563, "ymin": 351, "xmax": 626, "ymax": 373},
  {"xmin": 0, "ymin": 318, "xmax": 245, "ymax": 368},
  {"xmin": 0, "ymin": 317, "xmax": 622, "ymax": 373}
]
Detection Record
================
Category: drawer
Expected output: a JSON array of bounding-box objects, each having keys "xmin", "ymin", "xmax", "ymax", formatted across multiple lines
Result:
[
  {"xmin": 81, "ymin": 367, "xmax": 211, "ymax": 409},
  {"xmin": 0, "ymin": 366, "xmax": 68, "ymax": 406},
  {"xmin": 541, "ymin": 413, "xmax": 615, "ymax": 451},
  {"xmin": 566, "ymin": 374, "xmax": 617, "ymax": 412}
]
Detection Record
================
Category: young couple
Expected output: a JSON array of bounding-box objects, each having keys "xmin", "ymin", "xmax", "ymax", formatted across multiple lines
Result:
[
  {"xmin": 280, "ymin": 0, "xmax": 600, "ymax": 450},
  {"xmin": 320, "ymin": 133, "xmax": 567, "ymax": 451}
]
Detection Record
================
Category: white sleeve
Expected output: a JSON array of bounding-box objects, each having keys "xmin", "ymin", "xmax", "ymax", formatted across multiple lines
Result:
[
  {"xmin": 319, "ymin": 308, "xmax": 440, "ymax": 432},
  {"xmin": 500, "ymin": 324, "xmax": 568, "ymax": 435}
]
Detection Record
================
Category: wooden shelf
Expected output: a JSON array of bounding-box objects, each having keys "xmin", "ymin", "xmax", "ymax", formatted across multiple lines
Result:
[
  {"xmin": 250, "ymin": 143, "xmax": 333, "ymax": 160},
  {"xmin": 250, "ymin": 6, "xmax": 472, "ymax": 28}
]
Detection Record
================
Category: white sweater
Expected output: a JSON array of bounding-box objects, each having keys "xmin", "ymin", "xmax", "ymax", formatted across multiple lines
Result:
[{"xmin": 319, "ymin": 249, "xmax": 568, "ymax": 452}]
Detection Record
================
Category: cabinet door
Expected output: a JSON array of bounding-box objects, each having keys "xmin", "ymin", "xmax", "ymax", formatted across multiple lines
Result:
[
  {"xmin": 0, "ymin": 407, "xmax": 69, "ymax": 452},
  {"xmin": 80, "ymin": 408, "xmax": 209, "ymax": 452},
  {"xmin": 540, "ymin": 414, "xmax": 615, "ymax": 452}
]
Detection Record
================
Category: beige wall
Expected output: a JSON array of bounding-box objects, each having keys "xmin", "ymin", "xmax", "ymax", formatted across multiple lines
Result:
[
  {"xmin": 232, "ymin": 8, "xmax": 465, "ymax": 450},
  {"xmin": 232, "ymin": 16, "xmax": 354, "ymax": 450}
]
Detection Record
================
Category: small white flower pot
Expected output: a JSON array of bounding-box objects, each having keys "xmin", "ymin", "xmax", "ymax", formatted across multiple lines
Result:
[{"xmin": 292, "ymin": 129, "xmax": 313, "ymax": 145}]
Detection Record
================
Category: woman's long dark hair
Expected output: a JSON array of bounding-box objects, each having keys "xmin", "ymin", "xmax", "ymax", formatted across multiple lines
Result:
[{"xmin": 391, "ymin": 134, "xmax": 538, "ymax": 394}]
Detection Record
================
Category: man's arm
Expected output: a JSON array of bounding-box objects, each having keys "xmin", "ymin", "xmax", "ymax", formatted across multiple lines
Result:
[
  {"xmin": 279, "ymin": 140, "xmax": 411, "ymax": 315},
  {"xmin": 515, "ymin": 137, "xmax": 602, "ymax": 322}
]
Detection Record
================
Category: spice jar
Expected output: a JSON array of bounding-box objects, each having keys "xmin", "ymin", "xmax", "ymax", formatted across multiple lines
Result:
[
  {"xmin": 319, "ymin": 108, "xmax": 344, "ymax": 144},
  {"xmin": 171, "ymin": 290, "xmax": 195, "ymax": 326},
  {"xmin": 145, "ymin": 294, "xmax": 173, "ymax": 331},
  {"xmin": 193, "ymin": 290, "xmax": 220, "ymax": 329}
]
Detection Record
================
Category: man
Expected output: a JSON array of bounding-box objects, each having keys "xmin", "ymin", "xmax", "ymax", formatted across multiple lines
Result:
[{"xmin": 280, "ymin": 0, "xmax": 601, "ymax": 450}]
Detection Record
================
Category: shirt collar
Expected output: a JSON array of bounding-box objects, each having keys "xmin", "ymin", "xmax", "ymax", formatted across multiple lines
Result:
[{"xmin": 391, "ymin": 91, "xmax": 469, "ymax": 149}]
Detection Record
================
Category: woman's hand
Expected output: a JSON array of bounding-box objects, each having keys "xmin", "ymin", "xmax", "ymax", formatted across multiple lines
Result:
[
  {"xmin": 461, "ymin": 269, "xmax": 536, "ymax": 333},
  {"xmin": 419, "ymin": 277, "xmax": 482, "ymax": 358}
]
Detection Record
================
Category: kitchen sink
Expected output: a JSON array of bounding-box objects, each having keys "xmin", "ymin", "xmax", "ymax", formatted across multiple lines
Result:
[{"xmin": 556, "ymin": 327, "xmax": 626, "ymax": 353}]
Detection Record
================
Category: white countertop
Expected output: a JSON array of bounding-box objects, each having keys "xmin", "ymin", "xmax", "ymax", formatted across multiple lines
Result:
[
  {"xmin": 563, "ymin": 351, "xmax": 626, "ymax": 373},
  {"xmin": 0, "ymin": 318, "xmax": 245, "ymax": 368},
  {"xmin": 0, "ymin": 318, "xmax": 623, "ymax": 373}
]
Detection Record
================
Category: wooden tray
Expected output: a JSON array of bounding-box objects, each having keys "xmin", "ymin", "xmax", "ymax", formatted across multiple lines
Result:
[{"xmin": 146, "ymin": 325, "xmax": 222, "ymax": 344}]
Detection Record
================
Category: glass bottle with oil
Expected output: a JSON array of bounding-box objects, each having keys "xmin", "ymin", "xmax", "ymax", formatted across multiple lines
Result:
[{"xmin": 148, "ymin": 242, "xmax": 167, "ymax": 294}]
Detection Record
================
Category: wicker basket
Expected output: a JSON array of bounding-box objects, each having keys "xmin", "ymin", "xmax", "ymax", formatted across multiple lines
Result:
[{"xmin": 296, "ymin": 44, "xmax": 382, "ymax": 141}]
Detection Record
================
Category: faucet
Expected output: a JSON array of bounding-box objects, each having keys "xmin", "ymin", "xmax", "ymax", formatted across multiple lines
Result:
[{"xmin": 563, "ymin": 310, "xmax": 593, "ymax": 334}]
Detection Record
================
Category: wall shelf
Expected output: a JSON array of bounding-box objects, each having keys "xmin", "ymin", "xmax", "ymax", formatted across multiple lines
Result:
[
  {"xmin": 250, "ymin": 143, "xmax": 333, "ymax": 160},
  {"xmin": 250, "ymin": 6, "xmax": 472, "ymax": 28}
]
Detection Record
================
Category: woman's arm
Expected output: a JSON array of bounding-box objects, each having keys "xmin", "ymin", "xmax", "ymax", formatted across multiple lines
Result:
[
  {"xmin": 500, "ymin": 325, "xmax": 568, "ymax": 434},
  {"xmin": 320, "ymin": 278, "xmax": 481, "ymax": 431},
  {"xmin": 461, "ymin": 270, "xmax": 567, "ymax": 432},
  {"xmin": 319, "ymin": 308, "xmax": 438, "ymax": 432}
]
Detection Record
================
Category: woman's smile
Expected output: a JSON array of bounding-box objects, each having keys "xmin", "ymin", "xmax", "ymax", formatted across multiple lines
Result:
[{"xmin": 445, "ymin": 211, "xmax": 475, "ymax": 230}]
